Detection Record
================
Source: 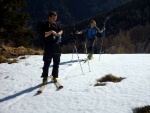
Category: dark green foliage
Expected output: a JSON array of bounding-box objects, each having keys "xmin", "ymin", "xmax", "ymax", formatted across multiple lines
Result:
[{"xmin": 0, "ymin": 0, "xmax": 35, "ymax": 47}]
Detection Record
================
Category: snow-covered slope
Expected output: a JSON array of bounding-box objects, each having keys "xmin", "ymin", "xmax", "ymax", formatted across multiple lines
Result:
[{"xmin": 0, "ymin": 54, "xmax": 150, "ymax": 113}]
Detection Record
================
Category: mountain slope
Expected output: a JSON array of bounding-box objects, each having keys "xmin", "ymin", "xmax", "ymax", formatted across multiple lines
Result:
[
  {"xmin": 67, "ymin": 0, "xmax": 150, "ymax": 36},
  {"xmin": 61, "ymin": 0, "xmax": 150, "ymax": 54},
  {"xmin": 24, "ymin": 0, "xmax": 130, "ymax": 24}
]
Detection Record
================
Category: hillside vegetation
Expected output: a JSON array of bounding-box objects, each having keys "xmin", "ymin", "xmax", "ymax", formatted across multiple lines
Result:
[{"xmin": 62, "ymin": 0, "xmax": 150, "ymax": 53}]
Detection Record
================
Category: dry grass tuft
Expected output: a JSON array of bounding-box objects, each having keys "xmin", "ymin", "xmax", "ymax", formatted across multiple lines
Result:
[
  {"xmin": 97, "ymin": 74, "xmax": 126, "ymax": 83},
  {"xmin": 33, "ymin": 51, "xmax": 43, "ymax": 55},
  {"xmin": 134, "ymin": 105, "xmax": 150, "ymax": 113},
  {"xmin": 94, "ymin": 82, "xmax": 106, "ymax": 86},
  {"xmin": 20, "ymin": 56, "xmax": 26, "ymax": 59},
  {"xmin": 8, "ymin": 59, "xmax": 18, "ymax": 64},
  {"xmin": 95, "ymin": 74, "xmax": 126, "ymax": 87}
]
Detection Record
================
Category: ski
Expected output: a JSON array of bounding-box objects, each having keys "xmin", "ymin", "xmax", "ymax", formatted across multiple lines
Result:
[
  {"xmin": 37, "ymin": 85, "xmax": 46, "ymax": 93},
  {"xmin": 50, "ymin": 76, "xmax": 63, "ymax": 90},
  {"xmin": 36, "ymin": 76, "xmax": 63, "ymax": 94},
  {"xmin": 82, "ymin": 58, "xmax": 89, "ymax": 63},
  {"xmin": 37, "ymin": 76, "xmax": 52, "ymax": 93},
  {"xmin": 82, "ymin": 58, "xmax": 94, "ymax": 63},
  {"xmin": 54, "ymin": 82, "xmax": 63, "ymax": 90}
]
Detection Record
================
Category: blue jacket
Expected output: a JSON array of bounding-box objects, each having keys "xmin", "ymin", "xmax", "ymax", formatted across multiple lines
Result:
[{"xmin": 82, "ymin": 26, "xmax": 100, "ymax": 38}]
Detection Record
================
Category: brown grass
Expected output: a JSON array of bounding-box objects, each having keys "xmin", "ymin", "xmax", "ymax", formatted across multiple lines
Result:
[
  {"xmin": 94, "ymin": 82, "xmax": 106, "ymax": 86},
  {"xmin": 20, "ymin": 56, "xmax": 26, "ymax": 59},
  {"xmin": 97, "ymin": 74, "xmax": 126, "ymax": 83},
  {"xmin": 134, "ymin": 105, "xmax": 150, "ymax": 113},
  {"xmin": 95, "ymin": 74, "xmax": 126, "ymax": 87},
  {"xmin": 0, "ymin": 45, "xmax": 43, "ymax": 64},
  {"xmin": 0, "ymin": 55, "xmax": 8, "ymax": 63},
  {"xmin": 8, "ymin": 59, "xmax": 18, "ymax": 64}
]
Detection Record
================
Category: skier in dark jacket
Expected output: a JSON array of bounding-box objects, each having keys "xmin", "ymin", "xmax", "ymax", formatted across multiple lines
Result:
[
  {"xmin": 41, "ymin": 11, "xmax": 63, "ymax": 84},
  {"xmin": 76, "ymin": 20, "xmax": 105, "ymax": 60}
]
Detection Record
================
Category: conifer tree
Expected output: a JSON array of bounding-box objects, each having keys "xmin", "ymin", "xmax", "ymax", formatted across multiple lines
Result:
[{"xmin": 0, "ymin": 0, "xmax": 35, "ymax": 46}]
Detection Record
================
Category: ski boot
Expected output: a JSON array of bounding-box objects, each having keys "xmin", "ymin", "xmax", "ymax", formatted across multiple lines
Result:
[
  {"xmin": 53, "ymin": 77, "xmax": 58, "ymax": 83},
  {"xmin": 43, "ymin": 77, "xmax": 48, "ymax": 85},
  {"xmin": 88, "ymin": 53, "xmax": 93, "ymax": 60}
]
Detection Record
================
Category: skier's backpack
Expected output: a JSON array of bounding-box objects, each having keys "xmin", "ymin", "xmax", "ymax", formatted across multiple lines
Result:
[{"xmin": 37, "ymin": 20, "xmax": 48, "ymax": 44}]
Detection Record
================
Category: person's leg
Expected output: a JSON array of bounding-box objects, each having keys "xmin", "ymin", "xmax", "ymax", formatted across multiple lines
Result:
[
  {"xmin": 83, "ymin": 41, "xmax": 87, "ymax": 54},
  {"xmin": 87, "ymin": 38, "xmax": 95, "ymax": 59},
  {"xmin": 41, "ymin": 59, "xmax": 52, "ymax": 85},
  {"xmin": 41, "ymin": 60, "xmax": 51, "ymax": 78},
  {"xmin": 91, "ymin": 39, "xmax": 95, "ymax": 56},
  {"xmin": 52, "ymin": 53, "xmax": 61, "ymax": 80},
  {"xmin": 87, "ymin": 39, "xmax": 91, "ymax": 53}
]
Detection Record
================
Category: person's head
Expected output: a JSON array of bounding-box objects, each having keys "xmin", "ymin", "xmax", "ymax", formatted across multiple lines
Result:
[
  {"xmin": 89, "ymin": 20, "xmax": 96, "ymax": 28},
  {"xmin": 48, "ymin": 11, "xmax": 57, "ymax": 24}
]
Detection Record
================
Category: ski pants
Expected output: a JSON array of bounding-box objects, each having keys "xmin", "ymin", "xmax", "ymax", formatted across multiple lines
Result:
[
  {"xmin": 87, "ymin": 38, "xmax": 95, "ymax": 54},
  {"xmin": 41, "ymin": 53, "xmax": 61, "ymax": 78}
]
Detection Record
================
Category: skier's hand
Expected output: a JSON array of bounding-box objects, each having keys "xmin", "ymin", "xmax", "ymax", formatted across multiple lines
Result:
[
  {"xmin": 56, "ymin": 33, "xmax": 61, "ymax": 37},
  {"xmin": 51, "ymin": 30, "xmax": 57, "ymax": 35},
  {"xmin": 98, "ymin": 28, "xmax": 105, "ymax": 33}
]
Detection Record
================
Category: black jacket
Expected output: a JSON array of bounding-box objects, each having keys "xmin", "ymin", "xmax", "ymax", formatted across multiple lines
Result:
[{"xmin": 43, "ymin": 21, "xmax": 62, "ymax": 60}]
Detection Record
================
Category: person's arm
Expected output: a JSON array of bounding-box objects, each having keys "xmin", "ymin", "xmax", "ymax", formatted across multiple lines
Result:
[
  {"xmin": 99, "ymin": 28, "xmax": 105, "ymax": 33},
  {"xmin": 56, "ymin": 30, "xmax": 63, "ymax": 37},
  {"xmin": 96, "ymin": 26, "xmax": 105, "ymax": 33},
  {"xmin": 45, "ymin": 31, "xmax": 52, "ymax": 37},
  {"xmin": 45, "ymin": 30, "xmax": 58, "ymax": 37},
  {"xmin": 55, "ymin": 23, "xmax": 63, "ymax": 37},
  {"xmin": 76, "ymin": 31, "xmax": 83, "ymax": 34},
  {"xmin": 76, "ymin": 27, "xmax": 88, "ymax": 35},
  {"xmin": 98, "ymin": 29, "xmax": 104, "ymax": 33}
]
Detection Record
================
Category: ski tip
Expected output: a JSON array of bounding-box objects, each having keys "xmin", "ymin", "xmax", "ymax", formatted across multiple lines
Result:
[
  {"xmin": 34, "ymin": 91, "xmax": 42, "ymax": 96},
  {"xmin": 59, "ymin": 86, "xmax": 63, "ymax": 89},
  {"xmin": 37, "ymin": 91, "xmax": 42, "ymax": 93},
  {"xmin": 57, "ymin": 86, "xmax": 63, "ymax": 90}
]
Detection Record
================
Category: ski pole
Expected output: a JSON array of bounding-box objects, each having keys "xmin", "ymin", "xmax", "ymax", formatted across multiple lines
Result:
[
  {"xmin": 72, "ymin": 34, "xmax": 84, "ymax": 74},
  {"xmin": 86, "ymin": 53, "xmax": 91, "ymax": 72},
  {"xmin": 99, "ymin": 16, "xmax": 110, "ymax": 61},
  {"xmin": 74, "ymin": 45, "xmax": 84, "ymax": 75},
  {"xmin": 84, "ymin": 36, "xmax": 91, "ymax": 72},
  {"xmin": 70, "ymin": 32, "xmax": 74, "ymax": 61},
  {"xmin": 99, "ymin": 36, "xmax": 104, "ymax": 61},
  {"xmin": 71, "ymin": 47, "xmax": 74, "ymax": 61},
  {"xmin": 84, "ymin": 35, "xmax": 87, "ymax": 54}
]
